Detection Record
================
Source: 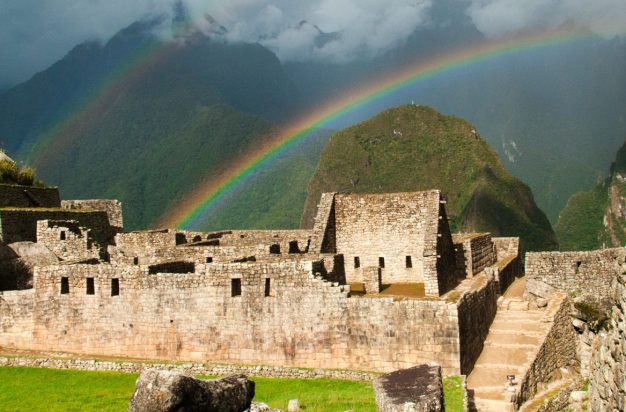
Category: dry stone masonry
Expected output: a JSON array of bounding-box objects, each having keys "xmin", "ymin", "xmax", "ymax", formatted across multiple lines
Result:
[{"xmin": 0, "ymin": 186, "xmax": 521, "ymax": 377}]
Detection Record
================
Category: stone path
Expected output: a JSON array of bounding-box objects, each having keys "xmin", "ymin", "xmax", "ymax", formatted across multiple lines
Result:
[{"xmin": 466, "ymin": 277, "xmax": 552, "ymax": 411}]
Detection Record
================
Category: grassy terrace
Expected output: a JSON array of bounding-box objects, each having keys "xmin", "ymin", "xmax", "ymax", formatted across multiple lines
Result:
[{"xmin": 0, "ymin": 367, "xmax": 464, "ymax": 411}]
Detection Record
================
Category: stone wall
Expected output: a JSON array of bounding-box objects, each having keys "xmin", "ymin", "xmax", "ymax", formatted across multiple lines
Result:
[
  {"xmin": 525, "ymin": 248, "xmax": 622, "ymax": 306},
  {"xmin": 588, "ymin": 260, "xmax": 626, "ymax": 411},
  {"xmin": 452, "ymin": 234, "xmax": 496, "ymax": 278},
  {"xmin": 37, "ymin": 220, "xmax": 101, "ymax": 261},
  {"xmin": 0, "ymin": 184, "xmax": 60, "ymax": 208},
  {"xmin": 0, "ymin": 209, "xmax": 113, "ymax": 245},
  {"xmin": 0, "ymin": 356, "xmax": 377, "ymax": 381},
  {"xmin": 0, "ymin": 289, "xmax": 35, "ymax": 347},
  {"xmin": 333, "ymin": 191, "xmax": 456, "ymax": 296},
  {"xmin": 0, "ymin": 259, "xmax": 469, "ymax": 374},
  {"xmin": 309, "ymin": 192, "xmax": 336, "ymax": 254},
  {"xmin": 62, "ymin": 199, "xmax": 123, "ymax": 232},
  {"xmin": 456, "ymin": 273, "xmax": 499, "ymax": 375},
  {"xmin": 515, "ymin": 293, "xmax": 578, "ymax": 407}
]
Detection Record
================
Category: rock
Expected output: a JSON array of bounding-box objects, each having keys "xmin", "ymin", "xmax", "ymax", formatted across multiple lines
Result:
[
  {"xmin": 287, "ymin": 399, "xmax": 300, "ymax": 411},
  {"xmin": 572, "ymin": 318, "xmax": 586, "ymax": 332},
  {"xmin": 128, "ymin": 369, "xmax": 255, "ymax": 412},
  {"xmin": 249, "ymin": 402, "xmax": 282, "ymax": 412},
  {"xmin": 536, "ymin": 298, "xmax": 548, "ymax": 308},
  {"xmin": 373, "ymin": 365, "xmax": 443, "ymax": 412},
  {"xmin": 570, "ymin": 391, "xmax": 588, "ymax": 402}
]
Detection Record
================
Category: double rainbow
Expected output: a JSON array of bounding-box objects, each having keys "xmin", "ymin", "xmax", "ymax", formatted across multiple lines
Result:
[{"xmin": 161, "ymin": 26, "xmax": 620, "ymax": 229}]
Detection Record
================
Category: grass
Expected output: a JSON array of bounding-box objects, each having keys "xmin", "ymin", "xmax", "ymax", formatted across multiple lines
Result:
[
  {"xmin": 0, "ymin": 367, "xmax": 376, "ymax": 411},
  {"xmin": 0, "ymin": 367, "xmax": 466, "ymax": 411},
  {"xmin": 443, "ymin": 376, "xmax": 464, "ymax": 411}
]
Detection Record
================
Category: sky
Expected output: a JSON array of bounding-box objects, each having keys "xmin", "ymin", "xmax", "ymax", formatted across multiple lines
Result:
[{"xmin": 0, "ymin": 0, "xmax": 624, "ymax": 87}]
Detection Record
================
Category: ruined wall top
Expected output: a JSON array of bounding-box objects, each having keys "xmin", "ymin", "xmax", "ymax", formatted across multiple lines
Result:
[{"xmin": 0, "ymin": 184, "xmax": 60, "ymax": 208}]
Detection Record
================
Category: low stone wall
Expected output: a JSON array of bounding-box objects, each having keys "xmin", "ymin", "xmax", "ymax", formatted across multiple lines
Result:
[
  {"xmin": 0, "ymin": 356, "xmax": 378, "ymax": 381},
  {"xmin": 62, "ymin": 199, "xmax": 123, "ymax": 232},
  {"xmin": 0, "ymin": 209, "xmax": 113, "ymax": 245},
  {"xmin": 525, "ymin": 248, "xmax": 622, "ymax": 306},
  {"xmin": 452, "ymin": 233, "xmax": 496, "ymax": 278},
  {"xmin": 515, "ymin": 293, "xmax": 578, "ymax": 407},
  {"xmin": 0, "ymin": 185, "xmax": 60, "ymax": 208}
]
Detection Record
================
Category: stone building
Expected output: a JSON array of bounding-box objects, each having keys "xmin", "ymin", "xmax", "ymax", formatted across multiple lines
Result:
[{"xmin": 0, "ymin": 186, "xmax": 521, "ymax": 375}]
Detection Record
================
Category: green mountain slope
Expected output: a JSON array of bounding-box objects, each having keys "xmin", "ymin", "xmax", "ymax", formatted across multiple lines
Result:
[
  {"xmin": 0, "ymin": 18, "xmax": 301, "ymax": 230},
  {"xmin": 301, "ymin": 105, "xmax": 558, "ymax": 252},
  {"xmin": 556, "ymin": 140, "xmax": 626, "ymax": 250}
]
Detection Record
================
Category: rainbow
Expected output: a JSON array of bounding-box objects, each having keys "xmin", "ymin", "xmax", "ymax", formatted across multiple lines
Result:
[{"xmin": 161, "ymin": 25, "xmax": 623, "ymax": 229}]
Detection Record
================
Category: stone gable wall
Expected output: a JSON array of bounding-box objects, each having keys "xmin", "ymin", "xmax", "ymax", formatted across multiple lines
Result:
[
  {"xmin": 453, "ymin": 233, "xmax": 496, "ymax": 278},
  {"xmin": 61, "ymin": 200, "xmax": 123, "ymax": 232},
  {"xmin": 0, "ymin": 185, "xmax": 60, "ymax": 208},
  {"xmin": 333, "ymin": 191, "xmax": 441, "ymax": 291}
]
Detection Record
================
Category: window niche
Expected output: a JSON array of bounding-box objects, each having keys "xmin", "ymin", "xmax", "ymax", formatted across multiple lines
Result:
[
  {"xmin": 406, "ymin": 256, "xmax": 413, "ymax": 268},
  {"xmin": 354, "ymin": 257, "xmax": 361, "ymax": 268},
  {"xmin": 60, "ymin": 277, "xmax": 69, "ymax": 294},
  {"xmin": 231, "ymin": 278, "xmax": 242, "ymax": 297},
  {"xmin": 86, "ymin": 277, "xmax": 95, "ymax": 295},
  {"xmin": 111, "ymin": 278, "xmax": 120, "ymax": 296}
]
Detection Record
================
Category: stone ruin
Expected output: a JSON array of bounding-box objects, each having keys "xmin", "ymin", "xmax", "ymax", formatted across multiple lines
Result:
[{"xmin": 0, "ymin": 185, "xmax": 522, "ymax": 377}]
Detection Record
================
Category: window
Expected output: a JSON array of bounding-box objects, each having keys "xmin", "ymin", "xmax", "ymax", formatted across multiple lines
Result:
[
  {"xmin": 59, "ymin": 231, "xmax": 66, "ymax": 240},
  {"xmin": 264, "ymin": 278, "xmax": 272, "ymax": 297},
  {"xmin": 354, "ymin": 256, "xmax": 361, "ymax": 268},
  {"xmin": 133, "ymin": 256, "xmax": 139, "ymax": 265},
  {"xmin": 86, "ymin": 278, "xmax": 95, "ymax": 295},
  {"xmin": 379, "ymin": 257, "xmax": 385, "ymax": 268},
  {"xmin": 575, "ymin": 261, "xmax": 582, "ymax": 274},
  {"xmin": 206, "ymin": 256, "xmax": 213, "ymax": 263},
  {"xmin": 60, "ymin": 277, "xmax": 69, "ymax": 294},
  {"xmin": 269, "ymin": 244, "xmax": 281, "ymax": 254},
  {"xmin": 406, "ymin": 256, "xmax": 413, "ymax": 268},
  {"xmin": 288, "ymin": 241, "xmax": 299, "ymax": 254},
  {"xmin": 111, "ymin": 278, "xmax": 119, "ymax": 296},
  {"xmin": 231, "ymin": 278, "xmax": 242, "ymax": 297}
]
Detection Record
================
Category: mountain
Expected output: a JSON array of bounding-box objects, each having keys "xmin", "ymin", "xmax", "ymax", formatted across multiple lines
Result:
[
  {"xmin": 301, "ymin": 105, "xmax": 558, "ymax": 252},
  {"xmin": 0, "ymin": 17, "xmax": 300, "ymax": 230},
  {"xmin": 284, "ymin": 9, "xmax": 626, "ymax": 224},
  {"xmin": 556, "ymin": 140, "xmax": 626, "ymax": 250}
]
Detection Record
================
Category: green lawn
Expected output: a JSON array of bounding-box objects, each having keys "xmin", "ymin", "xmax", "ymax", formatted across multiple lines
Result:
[
  {"xmin": 0, "ymin": 367, "xmax": 464, "ymax": 411},
  {"xmin": 0, "ymin": 367, "xmax": 376, "ymax": 411}
]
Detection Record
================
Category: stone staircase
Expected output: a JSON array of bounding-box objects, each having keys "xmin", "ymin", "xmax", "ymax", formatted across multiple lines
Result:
[{"xmin": 466, "ymin": 278, "xmax": 553, "ymax": 411}]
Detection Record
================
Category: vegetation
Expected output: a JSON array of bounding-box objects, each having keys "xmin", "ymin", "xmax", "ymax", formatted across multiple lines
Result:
[
  {"xmin": 554, "ymin": 182, "xmax": 608, "ymax": 250},
  {"xmin": 556, "ymin": 139, "xmax": 626, "ymax": 250},
  {"xmin": 443, "ymin": 376, "xmax": 464, "ymax": 411},
  {"xmin": 0, "ymin": 367, "xmax": 470, "ymax": 411},
  {"xmin": 0, "ymin": 159, "xmax": 41, "ymax": 186},
  {"xmin": 0, "ymin": 367, "xmax": 376, "ymax": 411},
  {"xmin": 302, "ymin": 105, "xmax": 558, "ymax": 252}
]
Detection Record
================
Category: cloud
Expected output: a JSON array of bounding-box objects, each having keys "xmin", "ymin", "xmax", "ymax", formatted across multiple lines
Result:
[
  {"xmin": 465, "ymin": 0, "xmax": 626, "ymax": 37},
  {"xmin": 0, "ymin": 0, "xmax": 174, "ymax": 85}
]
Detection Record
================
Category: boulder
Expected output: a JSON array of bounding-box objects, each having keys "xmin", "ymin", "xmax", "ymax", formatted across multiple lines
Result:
[
  {"xmin": 128, "ymin": 369, "xmax": 255, "ymax": 412},
  {"xmin": 373, "ymin": 365, "xmax": 444, "ymax": 412}
]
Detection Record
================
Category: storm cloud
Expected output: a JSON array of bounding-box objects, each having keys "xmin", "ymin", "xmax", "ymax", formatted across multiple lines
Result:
[{"xmin": 0, "ymin": 0, "xmax": 623, "ymax": 87}]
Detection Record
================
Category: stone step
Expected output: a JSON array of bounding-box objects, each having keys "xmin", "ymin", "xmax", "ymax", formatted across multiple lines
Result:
[
  {"xmin": 484, "ymin": 332, "xmax": 542, "ymax": 346},
  {"xmin": 467, "ymin": 365, "xmax": 525, "ymax": 388},
  {"xmin": 475, "ymin": 345, "xmax": 535, "ymax": 366},
  {"xmin": 472, "ymin": 397, "xmax": 515, "ymax": 412}
]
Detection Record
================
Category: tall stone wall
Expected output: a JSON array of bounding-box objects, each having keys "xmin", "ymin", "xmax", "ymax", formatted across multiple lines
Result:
[
  {"xmin": 333, "ymin": 191, "xmax": 451, "ymax": 294},
  {"xmin": 0, "ymin": 260, "xmax": 468, "ymax": 374},
  {"xmin": 62, "ymin": 199, "xmax": 123, "ymax": 232},
  {"xmin": 525, "ymin": 248, "xmax": 622, "ymax": 306},
  {"xmin": 588, "ymin": 255, "xmax": 626, "ymax": 411},
  {"xmin": 0, "ymin": 185, "xmax": 60, "ymax": 208},
  {"xmin": 0, "ymin": 209, "xmax": 113, "ymax": 245},
  {"xmin": 309, "ymin": 192, "xmax": 336, "ymax": 254},
  {"xmin": 0, "ymin": 289, "xmax": 36, "ymax": 347},
  {"xmin": 456, "ymin": 273, "xmax": 499, "ymax": 374}
]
